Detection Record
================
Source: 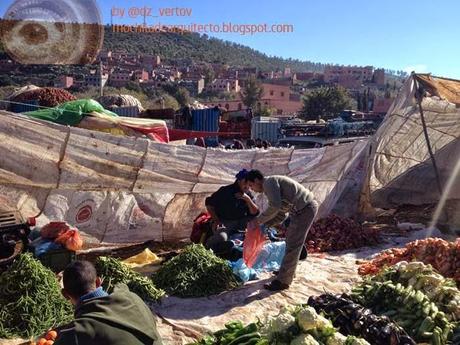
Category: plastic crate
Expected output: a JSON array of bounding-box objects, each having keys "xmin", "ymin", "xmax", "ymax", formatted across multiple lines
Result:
[{"xmin": 38, "ymin": 249, "xmax": 76, "ymax": 273}]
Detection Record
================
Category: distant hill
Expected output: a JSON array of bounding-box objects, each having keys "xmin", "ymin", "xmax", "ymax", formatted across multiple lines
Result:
[{"xmin": 103, "ymin": 26, "xmax": 325, "ymax": 73}]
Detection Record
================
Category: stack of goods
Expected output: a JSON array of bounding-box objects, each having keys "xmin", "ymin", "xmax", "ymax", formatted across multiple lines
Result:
[
  {"xmin": 358, "ymin": 238, "xmax": 460, "ymax": 285},
  {"xmin": 0, "ymin": 254, "xmax": 73, "ymax": 339},
  {"xmin": 98, "ymin": 94, "xmax": 144, "ymax": 112},
  {"xmin": 305, "ymin": 215, "xmax": 381, "ymax": 253},
  {"xmin": 308, "ymin": 294, "xmax": 416, "ymax": 345},
  {"xmin": 95, "ymin": 256, "xmax": 164, "ymax": 303},
  {"xmin": 191, "ymin": 306, "xmax": 370, "ymax": 345},
  {"xmin": 31, "ymin": 222, "xmax": 83, "ymax": 258},
  {"xmin": 350, "ymin": 279, "xmax": 458, "ymax": 344},
  {"xmin": 152, "ymin": 244, "xmax": 240, "ymax": 298},
  {"xmin": 11, "ymin": 87, "xmax": 76, "ymax": 107}
]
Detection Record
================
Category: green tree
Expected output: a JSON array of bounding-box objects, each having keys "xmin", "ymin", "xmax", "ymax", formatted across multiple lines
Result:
[
  {"xmin": 300, "ymin": 86, "xmax": 352, "ymax": 121},
  {"xmin": 203, "ymin": 65, "xmax": 215, "ymax": 86},
  {"xmin": 240, "ymin": 76, "xmax": 264, "ymax": 110},
  {"xmin": 175, "ymin": 87, "xmax": 191, "ymax": 107}
]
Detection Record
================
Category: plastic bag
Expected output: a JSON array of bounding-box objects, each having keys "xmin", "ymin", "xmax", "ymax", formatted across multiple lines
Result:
[
  {"xmin": 55, "ymin": 229, "xmax": 83, "ymax": 251},
  {"xmin": 243, "ymin": 221, "xmax": 267, "ymax": 268},
  {"xmin": 252, "ymin": 241, "xmax": 286, "ymax": 271},
  {"xmin": 230, "ymin": 259, "xmax": 259, "ymax": 282}
]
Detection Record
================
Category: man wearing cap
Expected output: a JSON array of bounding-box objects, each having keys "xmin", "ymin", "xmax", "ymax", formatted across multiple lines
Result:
[{"xmin": 205, "ymin": 169, "xmax": 259, "ymax": 255}]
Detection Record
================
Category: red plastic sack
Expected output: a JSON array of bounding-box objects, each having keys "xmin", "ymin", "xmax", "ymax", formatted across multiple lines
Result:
[
  {"xmin": 243, "ymin": 221, "xmax": 267, "ymax": 268},
  {"xmin": 55, "ymin": 229, "xmax": 83, "ymax": 251},
  {"xmin": 190, "ymin": 212, "xmax": 213, "ymax": 244}
]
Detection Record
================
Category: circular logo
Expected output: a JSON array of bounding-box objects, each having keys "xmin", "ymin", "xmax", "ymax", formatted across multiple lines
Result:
[
  {"xmin": 76, "ymin": 205, "xmax": 93, "ymax": 224},
  {"xmin": 1, "ymin": 0, "xmax": 104, "ymax": 64}
]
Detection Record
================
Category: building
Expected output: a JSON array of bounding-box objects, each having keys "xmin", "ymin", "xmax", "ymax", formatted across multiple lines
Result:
[
  {"xmin": 109, "ymin": 69, "xmax": 134, "ymax": 87},
  {"xmin": 373, "ymin": 68, "xmax": 385, "ymax": 86},
  {"xmin": 206, "ymin": 79, "xmax": 240, "ymax": 93},
  {"xmin": 373, "ymin": 97, "xmax": 394, "ymax": 114},
  {"xmin": 203, "ymin": 82, "xmax": 302, "ymax": 115},
  {"xmin": 54, "ymin": 76, "xmax": 74, "ymax": 89},
  {"xmin": 133, "ymin": 69, "xmax": 150, "ymax": 83},
  {"xmin": 324, "ymin": 65, "xmax": 374, "ymax": 84},
  {"xmin": 179, "ymin": 78, "xmax": 205, "ymax": 95},
  {"xmin": 85, "ymin": 72, "xmax": 109, "ymax": 88},
  {"xmin": 141, "ymin": 55, "xmax": 161, "ymax": 71}
]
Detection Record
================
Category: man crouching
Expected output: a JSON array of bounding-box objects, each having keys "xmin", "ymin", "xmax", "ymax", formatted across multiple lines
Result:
[{"xmin": 55, "ymin": 261, "xmax": 162, "ymax": 345}]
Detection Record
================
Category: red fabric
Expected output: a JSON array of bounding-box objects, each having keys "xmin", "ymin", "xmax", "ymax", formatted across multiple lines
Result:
[
  {"xmin": 168, "ymin": 129, "xmax": 242, "ymax": 141},
  {"xmin": 243, "ymin": 221, "xmax": 267, "ymax": 268},
  {"xmin": 123, "ymin": 124, "xmax": 170, "ymax": 143},
  {"xmin": 190, "ymin": 212, "xmax": 212, "ymax": 244}
]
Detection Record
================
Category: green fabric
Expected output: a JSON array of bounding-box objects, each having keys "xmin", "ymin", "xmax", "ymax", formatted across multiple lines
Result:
[
  {"xmin": 24, "ymin": 99, "xmax": 118, "ymax": 126},
  {"xmin": 54, "ymin": 284, "xmax": 161, "ymax": 345}
]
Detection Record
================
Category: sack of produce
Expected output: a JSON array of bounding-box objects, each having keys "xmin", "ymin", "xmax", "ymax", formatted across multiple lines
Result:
[{"xmin": 40, "ymin": 221, "xmax": 69, "ymax": 239}]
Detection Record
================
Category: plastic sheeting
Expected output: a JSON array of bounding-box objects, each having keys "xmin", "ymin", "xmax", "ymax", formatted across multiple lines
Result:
[
  {"xmin": 364, "ymin": 74, "xmax": 460, "ymax": 208},
  {"xmin": 0, "ymin": 111, "xmax": 367, "ymax": 247}
]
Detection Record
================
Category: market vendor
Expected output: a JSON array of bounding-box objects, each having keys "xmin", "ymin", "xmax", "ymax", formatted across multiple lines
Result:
[
  {"xmin": 245, "ymin": 170, "xmax": 318, "ymax": 292},
  {"xmin": 55, "ymin": 261, "xmax": 162, "ymax": 345},
  {"xmin": 205, "ymin": 169, "xmax": 259, "ymax": 254}
]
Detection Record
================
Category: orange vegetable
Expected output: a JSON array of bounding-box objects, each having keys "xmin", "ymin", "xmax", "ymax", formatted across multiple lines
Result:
[
  {"xmin": 46, "ymin": 330, "xmax": 58, "ymax": 341},
  {"xmin": 45, "ymin": 341, "xmax": 54, "ymax": 345},
  {"xmin": 37, "ymin": 338, "xmax": 47, "ymax": 345}
]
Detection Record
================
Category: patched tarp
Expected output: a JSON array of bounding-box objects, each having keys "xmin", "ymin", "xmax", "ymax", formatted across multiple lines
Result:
[
  {"xmin": 0, "ymin": 112, "xmax": 367, "ymax": 247},
  {"xmin": 364, "ymin": 74, "xmax": 460, "ymax": 208}
]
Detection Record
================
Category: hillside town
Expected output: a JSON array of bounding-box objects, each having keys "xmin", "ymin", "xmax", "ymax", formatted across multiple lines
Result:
[{"xmin": 0, "ymin": 1, "xmax": 459, "ymax": 345}]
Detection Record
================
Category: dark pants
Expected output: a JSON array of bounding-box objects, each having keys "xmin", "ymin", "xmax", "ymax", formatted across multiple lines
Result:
[
  {"xmin": 206, "ymin": 216, "xmax": 253, "ymax": 254},
  {"xmin": 277, "ymin": 201, "xmax": 318, "ymax": 285}
]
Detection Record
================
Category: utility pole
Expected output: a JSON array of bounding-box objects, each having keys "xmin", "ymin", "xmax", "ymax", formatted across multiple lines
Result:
[{"xmin": 100, "ymin": 60, "xmax": 104, "ymax": 97}]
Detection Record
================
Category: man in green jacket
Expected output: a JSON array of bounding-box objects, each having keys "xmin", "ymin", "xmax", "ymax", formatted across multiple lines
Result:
[
  {"xmin": 246, "ymin": 170, "xmax": 318, "ymax": 292},
  {"xmin": 55, "ymin": 261, "xmax": 162, "ymax": 345}
]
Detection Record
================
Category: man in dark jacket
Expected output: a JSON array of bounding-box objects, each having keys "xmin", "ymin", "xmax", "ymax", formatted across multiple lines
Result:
[
  {"xmin": 55, "ymin": 261, "xmax": 162, "ymax": 345},
  {"xmin": 205, "ymin": 169, "xmax": 259, "ymax": 254}
]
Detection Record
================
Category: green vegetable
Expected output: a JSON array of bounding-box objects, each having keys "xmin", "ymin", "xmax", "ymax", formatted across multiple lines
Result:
[
  {"xmin": 0, "ymin": 254, "xmax": 73, "ymax": 339},
  {"xmin": 95, "ymin": 256, "xmax": 164, "ymax": 302},
  {"xmin": 152, "ymin": 244, "xmax": 240, "ymax": 298}
]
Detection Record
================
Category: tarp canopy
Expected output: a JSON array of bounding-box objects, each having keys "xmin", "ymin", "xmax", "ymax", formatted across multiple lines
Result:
[
  {"xmin": 363, "ymin": 74, "xmax": 460, "ymax": 209},
  {"xmin": 0, "ymin": 111, "xmax": 367, "ymax": 247}
]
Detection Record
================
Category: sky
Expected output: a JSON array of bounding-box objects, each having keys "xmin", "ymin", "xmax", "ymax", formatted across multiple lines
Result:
[{"xmin": 1, "ymin": 0, "xmax": 459, "ymax": 78}]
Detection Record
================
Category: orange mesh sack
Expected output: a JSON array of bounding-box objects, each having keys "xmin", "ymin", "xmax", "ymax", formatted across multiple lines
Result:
[
  {"xmin": 243, "ymin": 221, "xmax": 267, "ymax": 268},
  {"xmin": 55, "ymin": 229, "xmax": 83, "ymax": 251}
]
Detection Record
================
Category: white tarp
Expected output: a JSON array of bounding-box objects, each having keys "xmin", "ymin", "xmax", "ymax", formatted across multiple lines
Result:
[
  {"xmin": 0, "ymin": 112, "xmax": 367, "ymax": 246},
  {"xmin": 365, "ymin": 74, "xmax": 460, "ymax": 208}
]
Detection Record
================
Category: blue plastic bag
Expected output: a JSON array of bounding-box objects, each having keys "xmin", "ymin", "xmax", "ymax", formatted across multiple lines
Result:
[
  {"xmin": 252, "ymin": 241, "xmax": 286, "ymax": 272},
  {"xmin": 230, "ymin": 259, "xmax": 259, "ymax": 282},
  {"xmin": 33, "ymin": 239, "xmax": 63, "ymax": 257}
]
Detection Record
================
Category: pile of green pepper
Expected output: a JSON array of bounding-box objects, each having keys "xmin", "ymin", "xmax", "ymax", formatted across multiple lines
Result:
[
  {"xmin": 152, "ymin": 244, "xmax": 240, "ymax": 298},
  {"xmin": 95, "ymin": 256, "xmax": 165, "ymax": 303},
  {"xmin": 192, "ymin": 321, "xmax": 268, "ymax": 345},
  {"xmin": 0, "ymin": 254, "xmax": 73, "ymax": 339}
]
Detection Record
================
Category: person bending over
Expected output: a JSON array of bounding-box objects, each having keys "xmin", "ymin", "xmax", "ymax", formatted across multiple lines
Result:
[{"xmin": 246, "ymin": 170, "xmax": 318, "ymax": 291}]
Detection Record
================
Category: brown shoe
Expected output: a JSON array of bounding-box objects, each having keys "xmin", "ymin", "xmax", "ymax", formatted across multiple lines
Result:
[{"xmin": 264, "ymin": 280, "xmax": 289, "ymax": 291}]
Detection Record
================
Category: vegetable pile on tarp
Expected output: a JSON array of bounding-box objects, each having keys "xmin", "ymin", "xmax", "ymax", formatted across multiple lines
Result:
[
  {"xmin": 190, "ymin": 321, "xmax": 266, "ymax": 345},
  {"xmin": 308, "ymin": 293, "xmax": 416, "ymax": 345},
  {"xmin": 152, "ymin": 244, "xmax": 240, "ymax": 298},
  {"xmin": 12, "ymin": 87, "xmax": 76, "ymax": 107},
  {"xmin": 369, "ymin": 261, "xmax": 460, "ymax": 321},
  {"xmin": 358, "ymin": 238, "xmax": 460, "ymax": 285},
  {"xmin": 305, "ymin": 215, "xmax": 381, "ymax": 253},
  {"xmin": 261, "ymin": 305, "xmax": 370, "ymax": 344},
  {"xmin": 350, "ymin": 280, "xmax": 457, "ymax": 344},
  {"xmin": 0, "ymin": 254, "xmax": 73, "ymax": 339},
  {"xmin": 191, "ymin": 306, "xmax": 371, "ymax": 345},
  {"xmin": 95, "ymin": 256, "xmax": 164, "ymax": 303}
]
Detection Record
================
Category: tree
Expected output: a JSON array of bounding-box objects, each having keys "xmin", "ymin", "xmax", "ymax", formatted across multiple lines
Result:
[
  {"xmin": 175, "ymin": 87, "xmax": 191, "ymax": 107},
  {"xmin": 300, "ymin": 86, "xmax": 352, "ymax": 121},
  {"xmin": 203, "ymin": 65, "xmax": 215, "ymax": 86},
  {"xmin": 240, "ymin": 76, "xmax": 264, "ymax": 110}
]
